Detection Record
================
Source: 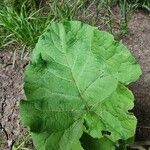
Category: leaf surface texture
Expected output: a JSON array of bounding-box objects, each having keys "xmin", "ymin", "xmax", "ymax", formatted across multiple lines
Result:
[{"xmin": 20, "ymin": 21, "xmax": 142, "ymax": 150}]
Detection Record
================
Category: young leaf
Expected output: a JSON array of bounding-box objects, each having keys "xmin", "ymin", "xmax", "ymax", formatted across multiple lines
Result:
[
  {"xmin": 80, "ymin": 133, "xmax": 115, "ymax": 150},
  {"xmin": 20, "ymin": 21, "xmax": 142, "ymax": 150}
]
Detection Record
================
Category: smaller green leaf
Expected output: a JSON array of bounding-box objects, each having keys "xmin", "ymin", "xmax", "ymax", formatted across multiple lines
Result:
[
  {"xmin": 80, "ymin": 133, "xmax": 115, "ymax": 150},
  {"xmin": 98, "ymin": 138, "xmax": 116, "ymax": 150}
]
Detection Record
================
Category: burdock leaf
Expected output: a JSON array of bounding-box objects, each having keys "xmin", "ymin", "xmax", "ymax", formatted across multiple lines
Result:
[{"xmin": 20, "ymin": 21, "xmax": 141, "ymax": 150}]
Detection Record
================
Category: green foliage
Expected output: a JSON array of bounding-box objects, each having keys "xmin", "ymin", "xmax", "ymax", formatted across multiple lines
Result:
[
  {"xmin": 128, "ymin": 0, "xmax": 150, "ymax": 11},
  {"xmin": 20, "ymin": 21, "xmax": 142, "ymax": 150},
  {"xmin": 0, "ymin": 0, "xmax": 149, "ymax": 49},
  {"xmin": 0, "ymin": 0, "xmax": 87, "ymax": 49},
  {"xmin": 0, "ymin": 3, "xmax": 52, "ymax": 49},
  {"xmin": 119, "ymin": 0, "xmax": 138, "ymax": 36},
  {"xmin": 4, "ymin": 0, "xmax": 38, "ymax": 12},
  {"xmin": 48, "ymin": 0, "xmax": 85, "ymax": 21},
  {"xmin": 81, "ymin": 133, "xmax": 116, "ymax": 150}
]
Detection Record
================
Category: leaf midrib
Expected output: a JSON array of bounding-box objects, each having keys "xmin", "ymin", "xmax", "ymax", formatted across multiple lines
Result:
[{"xmin": 58, "ymin": 23, "xmax": 90, "ymax": 111}]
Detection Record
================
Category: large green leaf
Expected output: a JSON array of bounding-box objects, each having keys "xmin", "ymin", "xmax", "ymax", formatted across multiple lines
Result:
[{"xmin": 20, "ymin": 21, "xmax": 141, "ymax": 150}]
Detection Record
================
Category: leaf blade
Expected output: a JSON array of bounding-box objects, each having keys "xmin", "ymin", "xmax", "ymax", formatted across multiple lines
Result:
[{"xmin": 20, "ymin": 21, "xmax": 142, "ymax": 150}]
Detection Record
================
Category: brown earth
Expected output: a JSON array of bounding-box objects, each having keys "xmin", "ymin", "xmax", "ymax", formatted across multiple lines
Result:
[
  {"xmin": 0, "ymin": 49, "xmax": 30, "ymax": 149},
  {"xmin": 122, "ymin": 11, "xmax": 150, "ymax": 142},
  {"xmin": 0, "ymin": 11, "xmax": 150, "ymax": 150}
]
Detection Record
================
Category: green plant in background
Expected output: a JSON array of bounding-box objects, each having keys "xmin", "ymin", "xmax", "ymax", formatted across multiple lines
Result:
[
  {"xmin": 48, "ymin": 0, "xmax": 84, "ymax": 21},
  {"xmin": 0, "ymin": 0, "xmax": 149, "ymax": 49},
  {"xmin": 142, "ymin": 0, "xmax": 150, "ymax": 11},
  {"xmin": 0, "ymin": 0, "xmax": 86, "ymax": 49},
  {"xmin": 4, "ymin": 0, "xmax": 39, "ymax": 12},
  {"xmin": 0, "ymin": 28, "xmax": 12, "ymax": 48},
  {"xmin": 0, "ymin": 2, "xmax": 53, "ymax": 49},
  {"xmin": 81, "ymin": 0, "xmax": 116, "ymax": 31},
  {"xmin": 91, "ymin": 0, "xmax": 114, "ymax": 31},
  {"xmin": 118, "ymin": 0, "xmax": 150, "ymax": 37},
  {"xmin": 128, "ymin": 0, "xmax": 150, "ymax": 11},
  {"xmin": 20, "ymin": 21, "xmax": 142, "ymax": 150},
  {"xmin": 118, "ymin": 0, "xmax": 138, "ymax": 36},
  {"xmin": 103, "ymin": 0, "xmax": 115, "ymax": 33}
]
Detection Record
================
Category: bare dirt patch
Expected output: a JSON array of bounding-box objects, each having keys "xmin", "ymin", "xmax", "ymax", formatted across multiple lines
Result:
[{"xmin": 0, "ymin": 49, "xmax": 30, "ymax": 149}]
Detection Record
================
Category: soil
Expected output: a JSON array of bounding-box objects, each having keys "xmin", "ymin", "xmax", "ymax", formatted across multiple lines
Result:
[
  {"xmin": 0, "ymin": 49, "xmax": 30, "ymax": 149},
  {"xmin": 122, "ymin": 11, "xmax": 150, "ymax": 142},
  {"xmin": 0, "ymin": 11, "xmax": 150, "ymax": 150}
]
